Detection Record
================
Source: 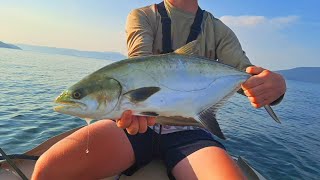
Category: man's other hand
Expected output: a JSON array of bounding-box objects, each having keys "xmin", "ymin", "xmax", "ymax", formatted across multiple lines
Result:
[{"xmin": 241, "ymin": 66, "xmax": 286, "ymax": 108}]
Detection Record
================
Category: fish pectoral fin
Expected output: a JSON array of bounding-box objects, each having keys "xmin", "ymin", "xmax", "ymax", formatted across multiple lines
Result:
[
  {"xmin": 173, "ymin": 40, "xmax": 199, "ymax": 55},
  {"xmin": 195, "ymin": 106, "xmax": 226, "ymax": 140},
  {"xmin": 123, "ymin": 87, "xmax": 160, "ymax": 103}
]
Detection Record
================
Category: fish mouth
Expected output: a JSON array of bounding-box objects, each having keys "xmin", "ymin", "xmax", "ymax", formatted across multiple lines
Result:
[{"xmin": 54, "ymin": 101, "xmax": 86, "ymax": 112}]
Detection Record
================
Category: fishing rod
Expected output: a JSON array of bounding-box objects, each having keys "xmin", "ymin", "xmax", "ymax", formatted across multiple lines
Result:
[
  {"xmin": 0, "ymin": 147, "xmax": 29, "ymax": 180},
  {"xmin": 0, "ymin": 154, "xmax": 39, "ymax": 161}
]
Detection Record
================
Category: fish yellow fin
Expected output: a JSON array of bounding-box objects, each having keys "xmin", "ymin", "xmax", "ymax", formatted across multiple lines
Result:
[{"xmin": 173, "ymin": 40, "xmax": 200, "ymax": 55}]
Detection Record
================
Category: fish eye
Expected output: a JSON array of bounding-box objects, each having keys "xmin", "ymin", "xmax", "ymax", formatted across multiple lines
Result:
[{"xmin": 72, "ymin": 91, "xmax": 82, "ymax": 99}]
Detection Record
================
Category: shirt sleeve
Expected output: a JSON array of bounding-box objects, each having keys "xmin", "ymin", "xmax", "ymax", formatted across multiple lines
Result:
[
  {"xmin": 126, "ymin": 8, "xmax": 155, "ymax": 58},
  {"xmin": 213, "ymin": 18, "xmax": 252, "ymax": 71}
]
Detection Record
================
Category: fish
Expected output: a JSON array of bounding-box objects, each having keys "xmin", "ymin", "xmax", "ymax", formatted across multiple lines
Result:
[{"xmin": 54, "ymin": 40, "xmax": 280, "ymax": 139}]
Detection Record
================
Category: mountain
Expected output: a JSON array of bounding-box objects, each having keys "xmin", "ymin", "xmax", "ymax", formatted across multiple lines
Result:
[
  {"xmin": 16, "ymin": 44, "xmax": 126, "ymax": 61},
  {"xmin": 277, "ymin": 67, "xmax": 320, "ymax": 84},
  {"xmin": 0, "ymin": 41, "xmax": 22, "ymax": 50}
]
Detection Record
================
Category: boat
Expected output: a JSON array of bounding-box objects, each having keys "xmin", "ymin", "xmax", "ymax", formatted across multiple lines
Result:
[{"xmin": 0, "ymin": 126, "xmax": 266, "ymax": 180}]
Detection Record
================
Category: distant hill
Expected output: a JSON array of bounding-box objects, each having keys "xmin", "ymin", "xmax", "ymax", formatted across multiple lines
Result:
[
  {"xmin": 0, "ymin": 41, "xmax": 22, "ymax": 50},
  {"xmin": 16, "ymin": 44, "xmax": 126, "ymax": 61},
  {"xmin": 277, "ymin": 67, "xmax": 320, "ymax": 84}
]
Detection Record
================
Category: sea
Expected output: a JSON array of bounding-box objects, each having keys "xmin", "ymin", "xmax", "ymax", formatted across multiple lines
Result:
[{"xmin": 0, "ymin": 48, "xmax": 319, "ymax": 180}]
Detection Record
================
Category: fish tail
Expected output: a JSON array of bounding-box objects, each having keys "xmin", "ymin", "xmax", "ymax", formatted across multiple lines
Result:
[{"xmin": 264, "ymin": 105, "xmax": 281, "ymax": 123}]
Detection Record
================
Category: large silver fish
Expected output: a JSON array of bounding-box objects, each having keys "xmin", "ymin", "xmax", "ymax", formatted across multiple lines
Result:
[{"xmin": 54, "ymin": 41, "xmax": 280, "ymax": 139}]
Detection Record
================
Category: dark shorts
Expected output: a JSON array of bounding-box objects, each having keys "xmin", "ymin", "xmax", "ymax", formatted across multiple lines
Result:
[{"xmin": 122, "ymin": 127, "xmax": 225, "ymax": 179}]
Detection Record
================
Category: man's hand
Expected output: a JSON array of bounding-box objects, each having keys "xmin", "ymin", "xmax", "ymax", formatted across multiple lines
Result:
[
  {"xmin": 241, "ymin": 66, "xmax": 286, "ymax": 108},
  {"xmin": 116, "ymin": 110, "xmax": 156, "ymax": 135}
]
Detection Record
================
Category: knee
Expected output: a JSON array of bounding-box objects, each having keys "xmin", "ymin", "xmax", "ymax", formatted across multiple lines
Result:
[
  {"xmin": 32, "ymin": 152, "xmax": 66, "ymax": 180},
  {"xmin": 32, "ymin": 154, "xmax": 54, "ymax": 180},
  {"xmin": 93, "ymin": 119, "xmax": 118, "ymax": 130}
]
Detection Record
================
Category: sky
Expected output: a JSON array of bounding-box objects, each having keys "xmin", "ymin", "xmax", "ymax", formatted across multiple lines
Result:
[{"xmin": 0, "ymin": 0, "xmax": 319, "ymax": 70}]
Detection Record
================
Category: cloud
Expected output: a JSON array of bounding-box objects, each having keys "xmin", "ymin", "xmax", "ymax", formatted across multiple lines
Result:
[
  {"xmin": 270, "ymin": 16, "xmax": 299, "ymax": 25},
  {"xmin": 220, "ymin": 16, "xmax": 266, "ymax": 26},
  {"xmin": 220, "ymin": 15, "xmax": 299, "ymax": 28},
  {"xmin": 217, "ymin": 15, "xmax": 320, "ymax": 70}
]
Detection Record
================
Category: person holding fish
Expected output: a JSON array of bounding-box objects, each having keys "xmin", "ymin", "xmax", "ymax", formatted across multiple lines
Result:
[{"xmin": 32, "ymin": 0, "xmax": 286, "ymax": 180}]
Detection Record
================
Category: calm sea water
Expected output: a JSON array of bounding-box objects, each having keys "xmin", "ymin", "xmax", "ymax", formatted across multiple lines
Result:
[{"xmin": 0, "ymin": 48, "xmax": 319, "ymax": 180}]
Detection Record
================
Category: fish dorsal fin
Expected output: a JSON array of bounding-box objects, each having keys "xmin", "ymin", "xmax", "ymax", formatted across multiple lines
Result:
[
  {"xmin": 124, "ymin": 87, "xmax": 160, "ymax": 103},
  {"xmin": 173, "ymin": 40, "xmax": 200, "ymax": 55}
]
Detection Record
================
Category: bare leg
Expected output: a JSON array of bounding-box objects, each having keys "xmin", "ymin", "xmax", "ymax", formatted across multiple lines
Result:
[
  {"xmin": 172, "ymin": 147, "xmax": 246, "ymax": 180},
  {"xmin": 32, "ymin": 120, "xmax": 134, "ymax": 180}
]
